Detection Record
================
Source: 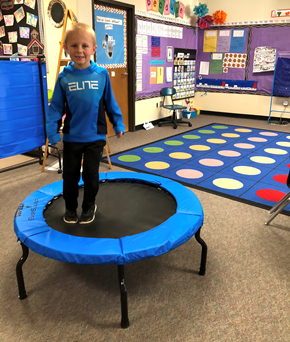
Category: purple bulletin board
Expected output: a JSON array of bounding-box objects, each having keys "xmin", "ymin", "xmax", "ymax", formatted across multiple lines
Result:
[
  {"xmin": 196, "ymin": 24, "xmax": 290, "ymax": 95},
  {"xmin": 247, "ymin": 26, "xmax": 290, "ymax": 95},
  {"xmin": 196, "ymin": 27, "xmax": 249, "ymax": 84},
  {"xmin": 136, "ymin": 16, "xmax": 197, "ymax": 100}
]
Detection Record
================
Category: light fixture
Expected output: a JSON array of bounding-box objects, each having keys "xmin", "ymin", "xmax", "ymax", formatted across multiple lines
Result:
[{"xmin": 283, "ymin": 100, "xmax": 289, "ymax": 106}]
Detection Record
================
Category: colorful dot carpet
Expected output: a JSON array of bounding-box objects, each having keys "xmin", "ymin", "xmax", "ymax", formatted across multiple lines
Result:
[{"xmin": 105, "ymin": 124, "xmax": 290, "ymax": 212}]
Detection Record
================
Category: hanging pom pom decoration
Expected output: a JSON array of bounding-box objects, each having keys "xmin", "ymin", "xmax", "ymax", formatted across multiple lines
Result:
[
  {"xmin": 197, "ymin": 15, "xmax": 213, "ymax": 29},
  {"xmin": 193, "ymin": 3, "xmax": 209, "ymax": 18},
  {"xmin": 212, "ymin": 10, "xmax": 227, "ymax": 25}
]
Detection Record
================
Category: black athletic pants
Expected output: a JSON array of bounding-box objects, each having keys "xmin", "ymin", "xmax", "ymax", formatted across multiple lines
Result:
[{"xmin": 62, "ymin": 140, "xmax": 106, "ymax": 211}]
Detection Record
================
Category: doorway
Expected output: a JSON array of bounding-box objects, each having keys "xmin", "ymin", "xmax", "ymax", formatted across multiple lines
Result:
[{"xmin": 92, "ymin": 0, "xmax": 135, "ymax": 137}]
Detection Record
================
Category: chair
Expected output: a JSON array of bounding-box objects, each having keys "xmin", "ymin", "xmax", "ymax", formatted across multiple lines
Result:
[
  {"xmin": 265, "ymin": 169, "xmax": 290, "ymax": 225},
  {"xmin": 158, "ymin": 87, "xmax": 192, "ymax": 129}
]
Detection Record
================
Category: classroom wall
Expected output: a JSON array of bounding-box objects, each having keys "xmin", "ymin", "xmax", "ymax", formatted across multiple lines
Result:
[
  {"xmin": 195, "ymin": 0, "xmax": 290, "ymax": 120},
  {"xmin": 43, "ymin": 0, "xmax": 290, "ymax": 127}
]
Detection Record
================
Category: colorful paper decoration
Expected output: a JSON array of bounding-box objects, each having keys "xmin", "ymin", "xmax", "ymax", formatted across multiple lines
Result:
[
  {"xmin": 197, "ymin": 15, "xmax": 213, "ymax": 29},
  {"xmin": 174, "ymin": 1, "xmax": 179, "ymax": 18},
  {"xmin": 146, "ymin": 0, "xmax": 153, "ymax": 12},
  {"xmin": 4, "ymin": 14, "xmax": 14, "ymax": 26},
  {"xmin": 24, "ymin": 0, "xmax": 36, "ymax": 10},
  {"xmin": 212, "ymin": 10, "xmax": 227, "ymax": 25},
  {"xmin": 271, "ymin": 9, "xmax": 290, "ymax": 17},
  {"xmin": 178, "ymin": 2, "xmax": 185, "ymax": 19},
  {"xmin": 193, "ymin": 3, "xmax": 209, "ymax": 18},
  {"xmin": 158, "ymin": 0, "xmax": 165, "ymax": 15},
  {"xmin": 26, "ymin": 12, "xmax": 37, "ymax": 27},
  {"xmin": 19, "ymin": 26, "xmax": 30, "ymax": 38},
  {"xmin": 8, "ymin": 31, "xmax": 17, "ymax": 43},
  {"xmin": 0, "ymin": 10, "xmax": 3, "ymax": 22},
  {"xmin": 170, "ymin": 0, "xmax": 176, "ymax": 16},
  {"xmin": 152, "ymin": 0, "xmax": 158, "ymax": 12},
  {"xmin": 3, "ymin": 43, "xmax": 12, "ymax": 54},
  {"xmin": 0, "ymin": 25, "xmax": 5, "ymax": 38},
  {"xmin": 164, "ymin": 0, "xmax": 170, "ymax": 15},
  {"xmin": 14, "ymin": 6, "xmax": 25, "ymax": 23},
  {"xmin": 17, "ymin": 43, "xmax": 27, "ymax": 55}
]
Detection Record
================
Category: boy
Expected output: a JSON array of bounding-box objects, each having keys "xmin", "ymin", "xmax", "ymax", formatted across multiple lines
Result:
[{"xmin": 46, "ymin": 23, "xmax": 124, "ymax": 224}]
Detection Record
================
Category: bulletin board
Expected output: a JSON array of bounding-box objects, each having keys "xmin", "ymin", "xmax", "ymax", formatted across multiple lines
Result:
[
  {"xmin": 195, "ymin": 23, "xmax": 290, "ymax": 96},
  {"xmin": 0, "ymin": 0, "xmax": 45, "ymax": 58},
  {"xmin": 135, "ymin": 16, "xmax": 197, "ymax": 100}
]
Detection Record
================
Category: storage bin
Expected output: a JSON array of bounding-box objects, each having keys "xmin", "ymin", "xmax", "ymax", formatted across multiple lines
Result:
[{"xmin": 182, "ymin": 110, "xmax": 197, "ymax": 119}]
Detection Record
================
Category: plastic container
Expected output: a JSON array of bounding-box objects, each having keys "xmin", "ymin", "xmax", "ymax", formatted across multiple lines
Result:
[{"xmin": 182, "ymin": 110, "xmax": 197, "ymax": 119}]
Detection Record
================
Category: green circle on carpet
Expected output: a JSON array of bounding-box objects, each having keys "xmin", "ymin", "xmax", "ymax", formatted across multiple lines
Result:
[
  {"xmin": 182, "ymin": 135, "xmax": 201, "ymax": 140},
  {"xmin": 212, "ymin": 125, "xmax": 228, "ymax": 129},
  {"xmin": 143, "ymin": 147, "xmax": 164, "ymax": 153},
  {"xmin": 164, "ymin": 140, "xmax": 184, "ymax": 146},
  {"xmin": 198, "ymin": 130, "xmax": 216, "ymax": 134},
  {"xmin": 118, "ymin": 155, "xmax": 141, "ymax": 162}
]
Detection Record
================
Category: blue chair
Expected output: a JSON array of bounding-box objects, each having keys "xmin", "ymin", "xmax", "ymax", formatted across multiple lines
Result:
[{"xmin": 158, "ymin": 87, "xmax": 192, "ymax": 129}]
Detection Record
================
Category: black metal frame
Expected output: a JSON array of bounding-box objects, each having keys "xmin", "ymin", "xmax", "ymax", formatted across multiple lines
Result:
[
  {"xmin": 92, "ymin": 0, "xmax": 136, "ymax": 132},
  {"xmin": 15, "ymin": 227, "xmax": 207, "ymax": 329}
]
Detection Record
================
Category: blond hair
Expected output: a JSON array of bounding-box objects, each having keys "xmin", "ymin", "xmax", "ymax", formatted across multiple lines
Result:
[{"xmin": 64, "ymin": 23, "xmax": 96, "ymax": 46}]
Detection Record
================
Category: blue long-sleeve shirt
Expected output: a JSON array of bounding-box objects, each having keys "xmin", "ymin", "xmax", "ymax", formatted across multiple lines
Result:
[{"xmin": 46, "ymin": 61, "xmax": 124, "ymax": 145}]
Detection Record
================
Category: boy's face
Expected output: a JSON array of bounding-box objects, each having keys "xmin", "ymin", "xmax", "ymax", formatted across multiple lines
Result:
[{"xmin": 64, "ymin": 30, "xmax": 97, "ymax": 69}]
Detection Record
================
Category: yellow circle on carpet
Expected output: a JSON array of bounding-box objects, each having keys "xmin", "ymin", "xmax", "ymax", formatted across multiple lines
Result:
[
  {"xmin": 169, "ymin": 152, "xmax": 192, "ymax": 159},
  {"xmin": 276, "ymin": 141, "xmax": 290, "ymax": 147},
  {"xmin": 264, "ymin": 148, "xmax": 287, "ymax": 155},
  {"xmin": 145, "ymin": 161, "xmax": 170, "ymax": 170},
  {"xmin": 233, "ymin": 166, "xmax": 261, "ymax": 176},
  {"xmin": 206, "ymin": 139, "xmax": 227, "ymax": 144},
  {"xmin": 213, "ymin": 178, "xmax": 244, "ymax": 190},
  {"xmin": 189, "ymin": 145, "xmax": 211, "ymax": 151},
  {"xmin": 250, "ymin": 156, "xmax": 275, "ymax": 164},
  {"xmin": 235, "ymin": 128, "xmax": 252, "ymax": 132},
  {"xmin": 222, "ymin": 133, "xmax": 240, "ymax": 138}
]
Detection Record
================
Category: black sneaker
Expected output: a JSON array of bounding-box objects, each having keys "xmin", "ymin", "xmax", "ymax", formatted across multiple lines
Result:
[
  {"xmin": 79, "ymin": 204, "xmax": 97, "ymax": 224},
  {"xmin": 63, "ymin": 209, "xmax": 78, "ymax": 224}
]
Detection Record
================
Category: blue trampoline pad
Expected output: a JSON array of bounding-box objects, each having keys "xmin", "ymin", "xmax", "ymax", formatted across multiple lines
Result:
[{"xmin": 14, "ymin": 172, "xmax": 204, "ymax": 265}]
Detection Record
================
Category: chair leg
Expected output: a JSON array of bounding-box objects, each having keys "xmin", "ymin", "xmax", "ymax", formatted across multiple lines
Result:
[{"xmin": 158, "ymin": 110, "xmax": 192, "ymax": 129}]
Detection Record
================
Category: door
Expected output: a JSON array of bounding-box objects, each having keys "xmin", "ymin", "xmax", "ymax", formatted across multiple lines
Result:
[{"xmin": 94, "ymin": 1, "xmax": 134, "ymax": 137}]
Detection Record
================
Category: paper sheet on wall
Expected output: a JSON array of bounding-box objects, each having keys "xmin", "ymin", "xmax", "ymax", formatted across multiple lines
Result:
[
  {"xmin": 216, "ymin": 30, "xmax": 231, "ymax": 52},
  {"xmin": 166, "ymin": 67, "xmax": 172, "ymax": 82},
  {"xmin": 157, "ymin": 67, "xmax": 164, "ymax": 84},
  {"xmin": 199, "ymin": 61, "xmax": 209, "ymax": 75},
  {"xmin": 230, "ymin": 29, "xmax": 246, "ymax": 52},
  {"xmin": 209, "ymin": 53, "xmax": 223, "ymax": 74},
  {"xmin": 203, "ymin": 30, "xmax": 217, "ymax": 52}
]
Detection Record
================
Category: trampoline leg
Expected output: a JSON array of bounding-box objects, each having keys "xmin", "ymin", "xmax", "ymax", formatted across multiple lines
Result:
[
  {"xmin": 16, "ymin": 242, "xmax": 29, "ymax": 300},
  {"xmin": 117, "ymin": 265, "xmax": 130, "ymax": 329},
  {"xmin": 195, "ymin": 228, "xmax": 207, "ymax": 276}
]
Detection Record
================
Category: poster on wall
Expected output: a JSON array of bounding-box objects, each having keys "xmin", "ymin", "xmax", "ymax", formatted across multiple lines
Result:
[
  {"xmin": 253, "ymin": 46, "xmax": 276, "ymax": 73},
  {"xmin": 94, "ymin": 5, "xmax": 127, "ymax": 68}
]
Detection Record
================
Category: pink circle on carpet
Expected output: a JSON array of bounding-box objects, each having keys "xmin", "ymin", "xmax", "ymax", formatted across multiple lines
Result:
[
  {"xmin": 273, "ymin": 174, "xmax": 288, "ymax": 184},
  {"xmin": 259, "ymin": 132, "xmax": 278, "ymax": 136},
  {"xmin": 256, "ymin": 189, "xmax": 286, "ymax": 202},
  {"xmin": 234, "ymin": 143, "xmax": 255, "ymax": 149},
  {"xmin": 247, "ymin": 137, "xmax": 267, "ymax": 142},
  {"xmin": 218, "ymin": 150, "xmax": 241, "ymax": 157},
  {"xmin": 199, "ymin": 158, "xmax": 224, "ymax": 167},
  {"xmin": 176, "ymin": 169, "xmax": 203, "ymax": 179}
]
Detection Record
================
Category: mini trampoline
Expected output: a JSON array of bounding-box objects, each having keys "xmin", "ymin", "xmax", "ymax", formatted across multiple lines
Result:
[{"xmin": 14, "ymin": 172, "xmax": 207, "ymax": 328}]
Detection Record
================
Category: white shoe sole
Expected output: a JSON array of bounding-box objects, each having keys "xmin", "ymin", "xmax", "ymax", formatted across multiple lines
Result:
[{"xmin": 79, "ymin": 205, "xmax": 97, "ymax": 225}]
